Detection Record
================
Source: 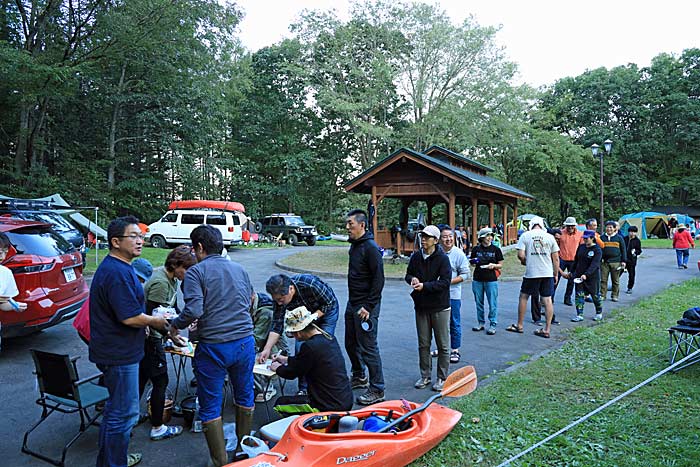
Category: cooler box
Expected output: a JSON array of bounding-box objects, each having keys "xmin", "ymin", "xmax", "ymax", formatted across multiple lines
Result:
[{"xmin": 259, "ymin": 415, "xmax": 299, "ymax": 445}]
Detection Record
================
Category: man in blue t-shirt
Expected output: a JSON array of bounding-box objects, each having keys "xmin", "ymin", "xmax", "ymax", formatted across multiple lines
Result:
[{"xmin": 89, "ymin": 216, "xmax": 168, "ymax": 467}]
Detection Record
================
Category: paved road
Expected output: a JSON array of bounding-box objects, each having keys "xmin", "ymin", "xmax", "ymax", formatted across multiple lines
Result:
[{"xmin": 1, "ymin": 246, "xmax": 692, "ymax": 466}]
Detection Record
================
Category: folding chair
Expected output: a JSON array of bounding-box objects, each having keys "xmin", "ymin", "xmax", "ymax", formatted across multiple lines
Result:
[
  {"xmin": 667, "ymin": 325, "xmax": 700, "ymax": 372},
  {"xmin": 22, "ymin": 349, "xmax": 109, "ymax": 467}
]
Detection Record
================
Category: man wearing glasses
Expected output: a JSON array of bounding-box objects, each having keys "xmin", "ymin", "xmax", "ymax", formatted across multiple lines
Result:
[
  {"xmin": 557, "ymin": 217, "xmax": 583, "ymax": 306},
  {"xmin": 89, "ymin": 216, "xmax": 169, "ymax": 467}
]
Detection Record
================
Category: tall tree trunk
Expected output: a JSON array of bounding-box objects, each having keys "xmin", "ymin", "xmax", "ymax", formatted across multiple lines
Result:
[{"xmin": 108, "ymin": 63, "xmax": 127, "ymax": 191}]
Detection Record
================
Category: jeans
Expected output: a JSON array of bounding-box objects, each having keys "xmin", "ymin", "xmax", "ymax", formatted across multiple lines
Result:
[
  {"xmin": 449, "ymin": 299, "xmax": 462, "ymax": 350},
  {"xmin": 676, "ymin": 249, "xmax": 690, "ymax": 267},
  {"xmin": 415, "ymin": 308, "xmax": 450, "ymax": 380},
  {"xmin": 295, "ymin": 308, "xmax": 338, "ymax": 390},
  {"xmin": 472, "ymin": 280, "xmax": 498, "ymax": 327},
  {"xmin": 195, "ymin": 336, "xmax": 255, "ymax": 422},
  {"xmin": 344, "ymin": 301, "xmax": 385, "ymax": 392},
  {"xmin": 96, "ymin": 363, "xmax": 140, "ymax": 467}
]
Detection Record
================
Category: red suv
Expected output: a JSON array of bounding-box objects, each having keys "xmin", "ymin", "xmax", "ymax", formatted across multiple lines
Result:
[{"xmin": 0, "ymin": 219, "xmax": 88, "ymax": 338}]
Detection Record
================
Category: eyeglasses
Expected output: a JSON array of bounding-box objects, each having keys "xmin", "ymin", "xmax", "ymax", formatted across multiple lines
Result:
[{"xmin": 118, "ymin": 234, "xmax": 145, "ymax": 240}]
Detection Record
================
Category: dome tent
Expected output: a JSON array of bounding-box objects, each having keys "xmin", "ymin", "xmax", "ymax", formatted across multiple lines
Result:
[{"xmin": 618, "ymin": 212, "xmax": 669, "ymax": 239}]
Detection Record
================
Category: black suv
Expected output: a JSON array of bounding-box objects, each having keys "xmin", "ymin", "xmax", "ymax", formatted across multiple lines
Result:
[{"xmin": 258, "ymin": 214, "xmax": 318, "ymax": 246}]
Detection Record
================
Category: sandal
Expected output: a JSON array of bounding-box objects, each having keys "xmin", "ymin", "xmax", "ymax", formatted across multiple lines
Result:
[
  {"xmin": 150, "ymin": 425, "xmax": 183, "ymax": 441},
  {"xmin": 534, "ymin": 328, "xmax": 550, "ymax": 339},
  {"xmin": 505, "ymin": 324, "xmax": 523, "ymax": 333},
  {"xmin": 449, "ymin": 350, "xmax": 460, "ymax": 363},
  {"xmin": 127, "ymin": 453, "xmax": 142, "ymax": 467}
]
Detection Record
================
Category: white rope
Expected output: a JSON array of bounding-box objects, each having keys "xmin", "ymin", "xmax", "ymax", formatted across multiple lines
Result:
[{"xmin": 495, "ymin": 347, "xmax": 700, "ymax": 467}]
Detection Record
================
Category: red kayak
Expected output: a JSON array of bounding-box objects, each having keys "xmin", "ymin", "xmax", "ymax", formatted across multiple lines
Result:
[
  {"xmin": 168, "ymin": 200, "xmax": 245, "ymax": 213},
  {"xmin": 228, "ymin": 366, "xmax": 476, "ymax": 467}
]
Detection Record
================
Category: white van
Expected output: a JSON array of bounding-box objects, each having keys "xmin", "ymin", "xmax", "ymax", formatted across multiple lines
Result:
[{"xmin": 146, "ymin": 209, "xmax": 247, "ymax": 248}]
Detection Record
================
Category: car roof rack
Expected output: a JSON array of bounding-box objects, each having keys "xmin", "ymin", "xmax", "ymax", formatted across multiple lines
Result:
[
  {"xmin": 270, "ymin": 213, "xmax": 296, "ymax": 216},
  {"xmin": 0, "ymin": 198, "xmax": 55, "ymax": 211}
]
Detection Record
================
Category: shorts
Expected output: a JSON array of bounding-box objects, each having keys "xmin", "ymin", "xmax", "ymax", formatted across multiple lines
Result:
[{"xmin": 520, "ymin": 277, "xmax": 555, "ymax": 297}]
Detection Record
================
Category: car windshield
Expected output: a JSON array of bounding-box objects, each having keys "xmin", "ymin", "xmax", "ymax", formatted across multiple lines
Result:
[
  {"xmin": 6, "ymin": 228, "xmax": 74, "ymax": 256},
  {"xmin": 285, "ymin": 217, "xmax": 305, "ymax": 226}
]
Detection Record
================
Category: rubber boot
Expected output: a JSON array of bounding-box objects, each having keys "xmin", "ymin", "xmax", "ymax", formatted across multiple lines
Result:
[
  {"xmin": 202, "ymin": 418, "xmax": 228, "ymax": 467},
  {"xmin": 235, "ymin": 405, "xmax": 255, "ymax": 453}
]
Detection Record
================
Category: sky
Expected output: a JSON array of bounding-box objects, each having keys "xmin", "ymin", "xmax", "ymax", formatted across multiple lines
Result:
[{"xmin": 233, "ymin": 0, "xmax": 700, "ymax": 88}]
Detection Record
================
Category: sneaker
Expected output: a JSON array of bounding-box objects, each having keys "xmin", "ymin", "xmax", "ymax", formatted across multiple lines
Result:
[
  {"xmin": 350, "ymin": 375, "xmax": 369, "ymax": 389},
  {"xmin": 571, "ymin": 315, "xmax": 584, "ymax": 322},
  {"xmin": 430, "ymin": 349, "xmax": 439, "ymax": 358},
  {"xmin": 625, "ymin": 289, "xmax": 632, "ymax": 295},
  {"xmin": 584, "ymin": 296, "xmax": 593, "ymax": 303},
  {"xmin": 533, "ymin": 320, "xmax": 544, "ymax": 326},
  {"xmin": 297, "ymin": 389, "xmax": 308, "ymax": 396},
  {"xmin": 551, "ymin": 318, "xmax": 560, "ymax": 325},
  {"xmin": 563, "ymin": 299, "xmax": 573, "ymax": 306},
  {"xmin": 431, "ymin": 379, "xmax": 445, "ymax": 392},
  {"xmin": 611, "ymin": 297, "xmax": 619, "ymax": 302},
  {"xmin": 593, "ymin": 313, "xmax": 603, "ymax": 321},
  {"xmin": 356, "ymin": 389, "xmax": 385, "ymax": 405},
  {"xmin": 254, "ymin": 386, "xmax": 277, "ymax": 403},
  {"xmin": 150, "ymin": 425, "xmax": 183, "ymax": 441},
  {"xmin": 486, "ymin": 326, "xmax": 496, "ymax": 335},
  {"xmin": 683, "ymin": 264, "xmax": 688, "ymax": 269},
  {"xmin": 414, "ymin": 377, "xmax": 431, "ymax": 389}
]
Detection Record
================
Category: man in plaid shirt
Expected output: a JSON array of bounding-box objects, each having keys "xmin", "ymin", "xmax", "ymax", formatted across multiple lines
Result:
[{"xmin": 258, "ymin": 274, "xmax": 339, "ymax": 393}]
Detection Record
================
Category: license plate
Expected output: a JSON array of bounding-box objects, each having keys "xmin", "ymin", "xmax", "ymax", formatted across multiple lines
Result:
[{"xmin": 64, "ymin": 267, "xmax": 76, "ymax": 282}]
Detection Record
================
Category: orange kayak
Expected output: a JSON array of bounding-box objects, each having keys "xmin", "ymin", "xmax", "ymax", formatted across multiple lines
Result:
[
  {"xmin": 168, "ymin": 200, "xmax": 245, "ymax": 213},
  {"xmin": 226, "ymin": 400, "xmax": 462, "ymax": 467}
]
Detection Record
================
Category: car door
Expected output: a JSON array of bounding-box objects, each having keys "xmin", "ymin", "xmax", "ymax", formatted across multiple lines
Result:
[{"xmin": 153, "ymin": 212, "xmax": 179, "ymax": 241}]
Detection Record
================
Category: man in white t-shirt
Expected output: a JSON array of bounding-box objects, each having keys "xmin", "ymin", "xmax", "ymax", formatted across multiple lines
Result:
[
  {"xmin": 506, "ymin": 217, "xmax": 559, "ymax": 338},
  {"xmin": 0, "ymin": 232, "xmax": 28, "ymax": 351}
]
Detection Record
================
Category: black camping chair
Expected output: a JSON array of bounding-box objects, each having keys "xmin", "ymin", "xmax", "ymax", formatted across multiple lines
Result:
[{"xmin": 22, "ymin": 349, "xmax": 109, "ymax": 467}]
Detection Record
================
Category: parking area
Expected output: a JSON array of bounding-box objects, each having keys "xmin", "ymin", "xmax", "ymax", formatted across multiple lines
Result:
[{"xmin": 0, "ymin": 246, "xmax": 691, "ymax": 466}]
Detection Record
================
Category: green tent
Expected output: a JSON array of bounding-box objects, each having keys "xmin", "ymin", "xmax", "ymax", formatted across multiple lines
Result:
[{"xmin": 618, "ymin": 212, "xmax": 669, "ymax": 239}]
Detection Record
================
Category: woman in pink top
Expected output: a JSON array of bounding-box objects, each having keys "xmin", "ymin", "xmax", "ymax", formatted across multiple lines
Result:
[{"xmin": 672, "ymin": 224, "xmax": 695, "ymax": 269}]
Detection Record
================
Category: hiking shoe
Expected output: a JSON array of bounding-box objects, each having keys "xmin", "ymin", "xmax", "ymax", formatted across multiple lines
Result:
[
  {"xmin": 486, "ymin": 326, "xmax": 496, "ymax": 335},
  {"xmin": 593, "ymin": 313, "xmax": 603, "ymax": 321},
  {"xmin": 350, "ymin": 375, "xmax": 369, "ymax": 389},
  {"xmin": 571, "ymin": 315, "xmax": 584, "ymax": 322},
  {"xmin": 432, "ymin": 379, "xmax": 445, "ymax": 392},
  {"xmin": 414, "ymin": 377, "xmax": 431, "ymax": 389},
  {"xmin": 356, "ymin": 389, "xmax": 385, "ymax": 405}
]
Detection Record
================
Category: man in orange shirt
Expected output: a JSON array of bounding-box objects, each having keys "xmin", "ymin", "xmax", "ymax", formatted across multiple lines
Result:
[{"xmin": 557, "ymin": 217, "xmax": 583, "ymax": 306}]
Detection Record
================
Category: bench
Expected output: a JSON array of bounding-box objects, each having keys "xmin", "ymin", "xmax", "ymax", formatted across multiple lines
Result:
[{"xmin": 667, "ymin": 325, "xmax": 700, "ymax": 372}]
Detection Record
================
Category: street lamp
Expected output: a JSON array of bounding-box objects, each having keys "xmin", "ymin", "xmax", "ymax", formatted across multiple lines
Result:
[{"xmin": 591, "ymin": 139, "xmax": 613, "ymax": 233}]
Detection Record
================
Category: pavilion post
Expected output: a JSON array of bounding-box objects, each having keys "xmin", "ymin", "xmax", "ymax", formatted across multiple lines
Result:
[
  {"xmin": 371, "ymin": 186, "xmax": 378, "ymax": 236},
  {"xmin": 448, "ymin": 190, "xmax": 456, "ymax": 228},
  {"xmin": 471, "ymin": 197, "xmax": 478, "ymax": 247},
  {"xmin": 488, "ymin": 200, "xmax": 494, "ymax": 228},
  {"xmin": 501, "ymin": 203, "xmax": 508, "ymax": 244}
]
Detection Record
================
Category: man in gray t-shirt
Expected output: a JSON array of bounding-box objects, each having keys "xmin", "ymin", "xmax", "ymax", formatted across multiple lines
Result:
[{"xmin": 506, "ymin": 216, "xmax": 560, "ymax": 339}]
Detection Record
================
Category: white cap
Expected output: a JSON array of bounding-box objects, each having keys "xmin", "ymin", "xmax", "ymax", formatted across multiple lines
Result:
[
  {"xmin": 421, "ymin": 225, "xmax": 441, "ymax": 238},
  {"xmin": 529, "ymin": 216, "xmax": 544, "ymax": 230}
]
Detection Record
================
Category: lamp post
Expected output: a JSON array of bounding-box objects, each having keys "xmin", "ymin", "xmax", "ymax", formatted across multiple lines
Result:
[{"xmin": 591, "ymin": 139, "xmax": 613, "ymax": 233}]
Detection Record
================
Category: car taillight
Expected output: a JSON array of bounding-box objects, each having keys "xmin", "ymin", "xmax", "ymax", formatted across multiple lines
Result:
[
  {"xmin": 7, "ymin": 259, "xmax": 54, "ymax": 274},
  {"xmin": 228, "ymin": 227, "xmax": 234, "ymax": 232}
]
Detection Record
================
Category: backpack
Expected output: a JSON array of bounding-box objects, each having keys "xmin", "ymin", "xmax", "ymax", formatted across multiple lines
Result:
[{"xmin": 677, "ymin": 307, "xmax": 700, "ymax": 327}]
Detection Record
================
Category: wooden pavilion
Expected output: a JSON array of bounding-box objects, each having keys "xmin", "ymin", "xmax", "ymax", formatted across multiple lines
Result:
[{"xmin": 343, "ymin": 146, "xmax": 534, "ymax": 254}]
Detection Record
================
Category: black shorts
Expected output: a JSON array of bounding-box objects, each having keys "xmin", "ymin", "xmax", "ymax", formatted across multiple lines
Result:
[{"xmin": 520, "ymin": 277, "xmax": 555, "ymax": 297}]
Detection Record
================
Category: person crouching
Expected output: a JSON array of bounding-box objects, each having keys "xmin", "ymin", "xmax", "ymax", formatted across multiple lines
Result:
[{"xmin": 270, "ymin": 306, "xmax": 353, "ymax": 414}]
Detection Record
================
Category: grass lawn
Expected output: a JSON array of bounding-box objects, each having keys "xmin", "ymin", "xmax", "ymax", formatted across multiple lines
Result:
[
  {"xmin": 412, "ymin": 279, "xmax": 700, "ymax": 467},
  {"xmin": 642, "ymin": 238, "xmax": 673, "ymax": 249},
  {"xmin": 279, "ymin": 248, "xmax": 526, "ymax": 279}
]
